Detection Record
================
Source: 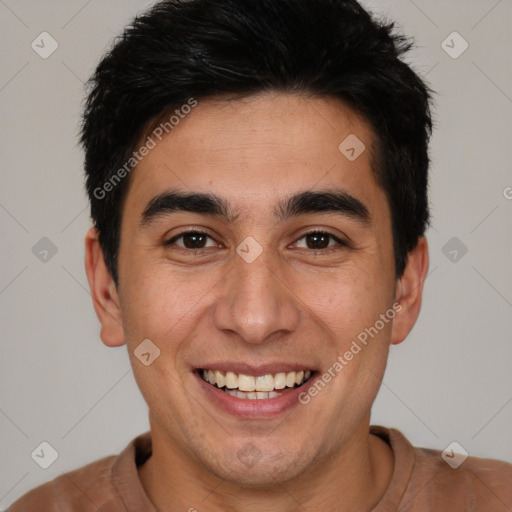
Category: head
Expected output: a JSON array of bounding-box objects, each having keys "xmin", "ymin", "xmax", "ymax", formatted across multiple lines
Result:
[{"xmin": 83, "ymin": 0, "xmax": 432, "ymax": 488}]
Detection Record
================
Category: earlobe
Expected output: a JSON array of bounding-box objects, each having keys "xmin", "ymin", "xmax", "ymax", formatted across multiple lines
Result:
[
  {"xmin": 390, "ymin": 236, "xmax": 429, "ymax": 345},
  {"xmin": 84, "ymin": 227, "xmax": 126, "ymax": 347}
]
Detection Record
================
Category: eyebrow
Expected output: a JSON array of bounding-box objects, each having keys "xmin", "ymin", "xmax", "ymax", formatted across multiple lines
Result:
[{"xmin": 139, "ymin": 188, "xmax": 370, "ymax": 227}]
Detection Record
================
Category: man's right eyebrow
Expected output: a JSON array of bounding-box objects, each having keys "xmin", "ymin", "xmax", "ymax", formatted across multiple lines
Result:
[{"xmin": 139, "ymin": 190, "xmax": 239, "ymax": 227}]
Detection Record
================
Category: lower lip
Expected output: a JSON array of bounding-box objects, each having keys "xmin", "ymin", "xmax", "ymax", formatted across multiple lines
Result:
[{"xmin": 195, "ymin": 371, "xmax": 317, "ymax": 419}]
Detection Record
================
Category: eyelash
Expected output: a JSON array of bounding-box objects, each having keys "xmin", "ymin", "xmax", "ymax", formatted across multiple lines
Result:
[{"xmin": 164, "ymin": 229, "xmax": 348, "ymax": 255}]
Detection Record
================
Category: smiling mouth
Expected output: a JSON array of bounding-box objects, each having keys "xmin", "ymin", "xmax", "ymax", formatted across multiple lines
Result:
[{"xmin": 199, "ymin": 369, "xmax": 312, "ymax": 400}]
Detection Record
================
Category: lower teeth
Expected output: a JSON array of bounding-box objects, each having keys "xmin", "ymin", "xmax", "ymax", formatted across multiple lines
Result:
[{"xmin": 223, "ymin": 388, "xmax": 284, "ymax": 399}]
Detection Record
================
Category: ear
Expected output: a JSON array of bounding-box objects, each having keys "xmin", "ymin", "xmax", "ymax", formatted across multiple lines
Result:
[
  {"xmin": 390, "ymin": 236, "xmax": 429, "ymax": 345},
  {"xmin": 84, "ymin": 227, "xmax": 126, "ymax": 347}
]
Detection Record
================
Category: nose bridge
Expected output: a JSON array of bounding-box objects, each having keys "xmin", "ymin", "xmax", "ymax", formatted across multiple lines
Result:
[{"xmin": 213, "ymin": 245, "xmax": 300, "ymax": 345}]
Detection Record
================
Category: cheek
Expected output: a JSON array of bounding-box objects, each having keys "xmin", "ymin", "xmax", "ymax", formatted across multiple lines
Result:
[
  {"xmin": 119, "ymin": 261, "xmax": 226, "ymax": 384},
  {"xmin": 300, "ymin": 268, "xmax": 395, "ymax": 405},
  {"xmin": 304, "ymin": 268, "xmax": 393, "ymax": 339},
  {"xmin": 119, "ymin": 254, "xmax": 204, "ymax": 336}
]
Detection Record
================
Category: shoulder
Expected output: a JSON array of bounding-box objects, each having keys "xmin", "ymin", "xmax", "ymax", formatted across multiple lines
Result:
[
  {"xmin": 7, "ymin": 454, "xmax": 119, "ymax": 512},
  {"xmin": 373, "ymin": 426, "xmax": 512, "ymax": 511},
  {"xmin": 413, "ymin": 445, "xmax": 512, "ymax": 511}
]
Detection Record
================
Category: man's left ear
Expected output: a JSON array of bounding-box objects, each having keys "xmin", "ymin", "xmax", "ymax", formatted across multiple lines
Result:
[{"xmin": 391, "ymin": 236, "xmax": 429, "ymax": 345}]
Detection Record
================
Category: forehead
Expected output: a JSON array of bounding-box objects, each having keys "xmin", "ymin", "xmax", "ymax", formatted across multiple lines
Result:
[{"xmin": 124, "ymin": 92, "xmax": 387, "ymax": 224}]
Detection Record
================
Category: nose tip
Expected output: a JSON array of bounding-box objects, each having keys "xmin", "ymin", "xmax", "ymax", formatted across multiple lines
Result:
[{"xmin": 212, "ymin": 254, "xmax": 301, "ymax": 345}]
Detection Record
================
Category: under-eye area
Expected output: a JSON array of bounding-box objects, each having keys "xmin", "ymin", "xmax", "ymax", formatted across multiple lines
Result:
[{"xmin": 199, "ymin": 369, "xmax": 314, "ymax": 400}]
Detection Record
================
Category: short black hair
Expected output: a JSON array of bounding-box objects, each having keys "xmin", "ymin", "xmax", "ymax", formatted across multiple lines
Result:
[{"xmin": 81, "ymin": 0, "xmax": 434, "ymax": 285}]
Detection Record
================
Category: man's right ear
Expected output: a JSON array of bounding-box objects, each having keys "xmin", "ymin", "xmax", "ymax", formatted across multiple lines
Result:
[{"xmin": 84, "ymin": 227, "xmax": 126, "ymax": 347}]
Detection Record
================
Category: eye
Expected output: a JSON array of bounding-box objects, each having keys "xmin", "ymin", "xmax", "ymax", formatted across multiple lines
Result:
[
  {"xmin": 164, "ymin": 229, "xmax": 347, "ymax": 254},
  {"xmin": 294, "ymin": 230, "xmax": 347, "ymax": 252},
  {"xmin": 164, "ymin": 230, "xmax": 218, "ymax": 251}
]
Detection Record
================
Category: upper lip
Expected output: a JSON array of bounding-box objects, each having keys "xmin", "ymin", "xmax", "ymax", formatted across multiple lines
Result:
[{"xmin": 195, "ymin": 362, "xmax": 316, "ymax": 376}]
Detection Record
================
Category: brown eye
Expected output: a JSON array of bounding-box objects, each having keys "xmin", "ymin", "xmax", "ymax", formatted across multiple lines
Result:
[
  {"xmin": 295, "ymin": 231, "xmax": 346, "ymax": 251},
  {"xmin": 181, "ymin": 232, "xmax": 208, "ymax": 249},
  {"xmin": 165, "ymin": 231, "xmax": 216, "ymax": 250}
]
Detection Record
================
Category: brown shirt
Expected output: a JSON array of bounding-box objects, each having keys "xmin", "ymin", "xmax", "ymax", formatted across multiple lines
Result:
[{"xmin": 7, "ymin": 426, "xmax": 512, "ymax": 511}]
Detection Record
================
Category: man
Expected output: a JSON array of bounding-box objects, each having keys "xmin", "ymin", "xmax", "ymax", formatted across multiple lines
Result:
[{"xmin": 8, "ymin": 0, "xmax": 512, "ymax": 510}]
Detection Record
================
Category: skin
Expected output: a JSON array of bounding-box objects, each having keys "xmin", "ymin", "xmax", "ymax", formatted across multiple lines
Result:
[{"xmin": 85, "ymin": 92, "xmax": 429, "ymax": 511}]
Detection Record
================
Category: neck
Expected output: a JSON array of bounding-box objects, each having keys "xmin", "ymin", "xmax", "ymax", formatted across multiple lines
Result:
[{"xmin": 138, "ymin": 415, "xmax": 394, "ymax": 511}]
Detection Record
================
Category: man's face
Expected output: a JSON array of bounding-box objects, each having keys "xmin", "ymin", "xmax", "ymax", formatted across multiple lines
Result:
[{"xmin": 115, "ymin": 92, "xmax": 399, "ymax": 484}]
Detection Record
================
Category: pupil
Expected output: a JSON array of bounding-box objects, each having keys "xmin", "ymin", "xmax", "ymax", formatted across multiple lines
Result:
[
  {"xmin": 308, "ymin": 233, "xmax": 327, "ymax": 249},
  {"xmin": 184, "ymin": 233, "xmax": 205, "ymax": 249}
]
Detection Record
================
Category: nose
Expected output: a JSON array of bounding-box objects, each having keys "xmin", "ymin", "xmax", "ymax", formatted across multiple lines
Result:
[{"xmin": 212, "ymin": 247, "xmax": 301, "ymax": 346}]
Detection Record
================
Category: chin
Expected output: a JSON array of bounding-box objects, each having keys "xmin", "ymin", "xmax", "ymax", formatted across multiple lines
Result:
[{"xmin": 196, "ymin": 438, "xmax": 315, "ymax": 487}]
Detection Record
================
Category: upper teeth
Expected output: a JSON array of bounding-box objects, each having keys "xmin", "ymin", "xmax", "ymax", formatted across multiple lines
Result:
[{"xmin": 201, "ymin": 370, "xmax": 311, "ymax": 391}]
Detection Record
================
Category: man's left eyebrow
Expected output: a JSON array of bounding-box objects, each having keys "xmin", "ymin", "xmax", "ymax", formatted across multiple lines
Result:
[
  {"xmin": 275, "ymin": 189, "xmax": 370, "ymax": 224},
  {"xmin": 139, "ymin": 188, "xmax": 370, "ymax": 227}
]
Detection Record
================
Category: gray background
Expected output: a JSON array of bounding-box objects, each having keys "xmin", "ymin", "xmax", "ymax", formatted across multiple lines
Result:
[{"xmin": 1, "ymin": 0, "xmax": 511, "ymax": 508}]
